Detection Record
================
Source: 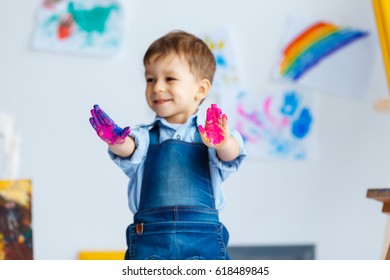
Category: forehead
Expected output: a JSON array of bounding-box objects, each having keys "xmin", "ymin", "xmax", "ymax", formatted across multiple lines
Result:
[{"xmin": 144, "ymin": 53, "xmax": 190, "ymax": 71}]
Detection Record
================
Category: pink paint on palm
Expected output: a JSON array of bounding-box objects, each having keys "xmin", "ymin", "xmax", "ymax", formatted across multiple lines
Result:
[
  {"xmin": 198, "ymin": 104, "xmax": 225, "ymax": 145},
  {"xmin": 89, "ymin": 105, "xmax": 131, "ymax": 145},
  {"xmin": 97, "ymin": 123, "xmax": 129, "ymax": 145}
]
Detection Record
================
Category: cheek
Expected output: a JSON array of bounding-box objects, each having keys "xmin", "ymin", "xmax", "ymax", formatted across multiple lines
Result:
[{"xmin": 145, "ymin": 88, "xmax": 151, "ymax": 98}]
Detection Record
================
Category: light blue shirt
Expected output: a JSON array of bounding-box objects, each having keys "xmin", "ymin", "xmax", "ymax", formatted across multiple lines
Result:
[{"xmin": 109, "ymin": 114, "xmax": 246, "ymax": 214}]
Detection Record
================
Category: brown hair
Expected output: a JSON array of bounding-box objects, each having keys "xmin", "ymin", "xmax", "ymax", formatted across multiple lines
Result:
[{"xmin": 143, "ymin": 30, "xmax": 216, "ymax": 83}]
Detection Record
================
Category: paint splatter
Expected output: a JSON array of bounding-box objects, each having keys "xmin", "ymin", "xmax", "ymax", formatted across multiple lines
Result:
[
  {"xmin": 235, "ymin": 90, "xmax": 314, "ymax": 160},
  {"xmin": 281, "ymin": 91, "xmax": 299, "ymax": 116},
  {"xmin": 68, "ymin": 2, "xmax": 119, "ymax": 34},
  {"xmin": 292, "ymin": 108, "xmax": 312, "ymax": 139},
  {"xmin": 198, "ymin": 104, "xmax": 226, "ymax": 145},
  {"xmin": 89, "ymin": 105, "xmax": 130, "ymax": 145},
  {"xmin": 57, "ymin": 14, "xmax": 74, "ymax": 40}
]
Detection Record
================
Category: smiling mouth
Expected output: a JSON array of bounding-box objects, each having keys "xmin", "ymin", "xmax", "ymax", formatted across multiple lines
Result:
[{"xmin": 154, "ymin": 99, "xmax": 171, "ymax": 105}]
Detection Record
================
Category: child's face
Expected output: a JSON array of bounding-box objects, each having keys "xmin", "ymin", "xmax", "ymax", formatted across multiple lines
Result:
[{"xmin": 144, "ymin": 53, "xmax": 209, "ymax": 124}]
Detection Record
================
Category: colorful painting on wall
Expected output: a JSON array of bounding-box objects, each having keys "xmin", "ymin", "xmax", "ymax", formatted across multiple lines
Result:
[
  {"xmin": 235, "ymin": 87, "xmax": 315, "ymax": 160},
  {"xmin": 31, "ymin": 0, "xmax": 123, "ymax": 56},
  {"xmin": 0, "ymin": 180, "xmax": 33, "ymax": 260},
  {"xmin": 273, "ymin": 16, "xmax": 375, "ymax": 99},
  {"xmin": 202, "ymin": 29, "xmax": 245, "ymax": 125},
  {"xmin": 202, "ymin": 28, "xmax": 316, "ymax": 160}
]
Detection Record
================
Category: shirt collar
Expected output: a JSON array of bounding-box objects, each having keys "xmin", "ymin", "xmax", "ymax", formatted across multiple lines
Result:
[{"xmin": 139, "ymin": 114, "xmax": 199, "ymax": 130}]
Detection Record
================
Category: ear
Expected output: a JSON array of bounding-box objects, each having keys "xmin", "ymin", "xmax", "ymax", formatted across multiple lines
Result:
[{"xmin": 196, "ymin": 79, "xmax": 211, "ymax": 101}]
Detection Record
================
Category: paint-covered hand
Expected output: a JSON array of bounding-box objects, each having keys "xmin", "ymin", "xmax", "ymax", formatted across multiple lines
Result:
[
  {"xmin": 198, "ymin": 104, "xmax": 229, "ymax": 147},
  {"xmin": 89, "ymin": 104, "xmax": 131, "ymax": 145}
]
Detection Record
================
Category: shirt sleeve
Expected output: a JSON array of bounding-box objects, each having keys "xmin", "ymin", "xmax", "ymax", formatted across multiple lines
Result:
[
  {"xmin": 107, "ymin": 126, "xmax": 149, "ymax": 178},
  {"xmin": 208, "ymin": 129, "xmax": 246, "ymax": 182}
]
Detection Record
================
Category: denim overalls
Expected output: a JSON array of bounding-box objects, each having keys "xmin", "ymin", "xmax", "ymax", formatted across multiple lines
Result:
[{"xmin": 124, "ymin": 123, "xmax": 230, "ymax": 260}]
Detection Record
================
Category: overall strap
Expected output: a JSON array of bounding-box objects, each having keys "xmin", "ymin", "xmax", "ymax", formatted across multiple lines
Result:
[
  {"xmin": 149, "ymin": 124, "xmax": 160, "ymax": 145},
  {"xmin": 148, "ymin": 122, "xmax": 203, "ymax": 144}
]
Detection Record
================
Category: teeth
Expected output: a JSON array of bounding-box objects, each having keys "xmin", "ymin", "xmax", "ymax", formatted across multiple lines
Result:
[{"xmin": 155, "ymin": 100, "xmax": 168, "ymax": 104}]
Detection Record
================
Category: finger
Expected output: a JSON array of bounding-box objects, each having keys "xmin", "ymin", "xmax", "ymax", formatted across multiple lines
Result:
[
  {"xmin": 93, "ymin": 104, "xmax": 101, "ymax": 112},
  {"xmin": 97, "ymin": 107, "xmax": 115, "ymax": 126},
  {"xmin": 198, "ymin": 124, "xmax": 206, "ymax": 134},
  {"xmin": 221, "ymin": 114, "xmax": 228, "ymax": 129},
  {"xmin": 215, "ymin": 111, "xmax": 223, "ymax": 127},
  {"xmin": 198, "ymin": 125, "xmax": 212, "ymax": 145},
  {"xmin": 211, "ymin": 104, "xmax": 222, "ymax": 120},
  {"xmin": 93, "ymin": 104, "xmax": 105, "ymax": 124},
  {"xmin": 121, "ymin": 126, "xmax": 131, "ymax": 138},
  {"xmin": 206, "ymin": 107, "xmax": 212, "ymax": 123},
  {"xmin": 91, "ymin": 108, "xmax": 102, "ymax": 126},
  {"xmin": 89, "ymin": 117, "xmax": 98, "ymax": 131},
  {"xmin": 93, "ymin": 105, "xmax": 106, "ymax": 126}
]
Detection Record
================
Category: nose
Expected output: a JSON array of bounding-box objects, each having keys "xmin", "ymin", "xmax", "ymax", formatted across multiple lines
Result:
[{"xmin": 153, "ymin": 80, "xmax": 166, "ymax": 93}]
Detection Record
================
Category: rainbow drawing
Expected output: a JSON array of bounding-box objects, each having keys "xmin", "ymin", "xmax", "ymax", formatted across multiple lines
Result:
[{"xmin": 279, "ymin": 21, "xmax": 368, "ymax": 81}]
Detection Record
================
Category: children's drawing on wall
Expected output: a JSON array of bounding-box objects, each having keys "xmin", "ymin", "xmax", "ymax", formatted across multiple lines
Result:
[
  {"xmin": 31, "ymin": 0, "xmax": 123, "ymax": 56},
  {"xmin": 202, "ymin": 29, "xmax": 246, "ymax": 124},
  {"xmin": 201, "ymin": 28, "xmax": 315, "ymax": 160},
  {"xmin": 236, "ymin": 87, "xmax": 315, "ymax": 160},
  {"xmin": 0, "ymin": 180, "xmax": 33, "ymax": 260},
  {"xmin": 272, "ymin": 16, "xmax": 375, "ymax": 99}
]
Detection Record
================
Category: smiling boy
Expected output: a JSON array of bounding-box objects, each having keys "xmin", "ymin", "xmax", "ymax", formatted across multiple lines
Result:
[{"xmin": 90, "ymin": 30, "xmax": 246, "ymax": 259}]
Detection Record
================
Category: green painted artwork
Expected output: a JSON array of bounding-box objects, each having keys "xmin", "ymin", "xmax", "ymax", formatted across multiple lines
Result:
[{"xmin": 32, "ymin": 0, "xmax": 123, "ymax": 56}]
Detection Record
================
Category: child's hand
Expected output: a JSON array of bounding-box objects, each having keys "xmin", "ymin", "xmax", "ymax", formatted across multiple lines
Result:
[
  {"xmin": 89, "ymin": 104, "xmax": 131, "ymax": 145},
  {"xmin": 198, "ymin": 104, "xmax": 229, "ymax": 148}
]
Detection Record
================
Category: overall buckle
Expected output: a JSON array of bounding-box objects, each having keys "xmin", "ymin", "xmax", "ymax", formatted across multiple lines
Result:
[{"xmin": 136, "ymin": 223, "xmax": 144, "ymax": 235}]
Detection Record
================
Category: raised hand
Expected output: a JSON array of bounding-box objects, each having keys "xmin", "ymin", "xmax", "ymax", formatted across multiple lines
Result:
[
  {"xmin": 89, "ymin": 104, "xmax": 131, "ymax": 145},
  {"xmin": 198, "ymin": 104, "xmax": 229, "ymax": 147}
]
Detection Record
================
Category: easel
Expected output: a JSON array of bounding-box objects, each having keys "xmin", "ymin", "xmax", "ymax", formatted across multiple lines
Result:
[
  {"xmin": 367, "ymin": 189, "xmax": 390, "ymax": 259},
  {"xmin": 371, "ymin": 0, "xmax": 390, "ymax": 259},
  {"xmin": 372, "ymin": 0, "xmax": 390, "ymax": 112}
]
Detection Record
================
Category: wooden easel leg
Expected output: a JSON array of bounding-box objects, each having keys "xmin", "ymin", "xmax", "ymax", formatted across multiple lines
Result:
[{"xmin": 384, "ymin": 216, "xmax": 390, "ymax": 260}]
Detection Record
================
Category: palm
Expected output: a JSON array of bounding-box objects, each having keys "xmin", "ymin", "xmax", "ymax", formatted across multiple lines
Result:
[
  {"xmin": 198, "ymin": 104, "xmax": 228, "ymax": 147},
  {"xmin": 89, "ymin": 105, "xmax": 130, "ymax": 145}
]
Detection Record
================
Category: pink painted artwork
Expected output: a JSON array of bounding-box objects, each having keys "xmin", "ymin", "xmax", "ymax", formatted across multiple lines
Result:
[
  {"xmin": 235, "ymin": 88, "xmax": 315, "ymax": 160},
  {"xmin": 89, "ymin": 105, "xmax": 130, "ymax": 145}
]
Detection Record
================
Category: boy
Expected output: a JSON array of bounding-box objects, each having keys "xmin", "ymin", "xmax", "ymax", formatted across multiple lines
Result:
[{"xmin": 89, "ymin": 30, "xmax": 246, "ymax": 260}]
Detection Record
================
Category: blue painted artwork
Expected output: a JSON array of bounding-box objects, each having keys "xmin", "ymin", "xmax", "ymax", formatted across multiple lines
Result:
[{"xmin": 235, "ymin": 88, "xmax": 315, "ymax": 160}]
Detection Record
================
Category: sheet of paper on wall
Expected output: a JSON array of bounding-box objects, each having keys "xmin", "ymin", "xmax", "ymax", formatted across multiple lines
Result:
[
  {"xmin": 201, "ymin": 28, "xmax": 246, "ymax": 125},
  {"xmin": 272, "ymin": 16, "xmax": 375, "ymax": 99},
  {"xmin": 236, "ymin": 86, "xmax": 316, "ymax": 160},
  {"xmin": 31, "ymin": 0, "xmax": 124, "ymax": 56}
]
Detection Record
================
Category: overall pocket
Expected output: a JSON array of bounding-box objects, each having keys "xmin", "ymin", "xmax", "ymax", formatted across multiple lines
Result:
[{"xmin": 125, "ymin": 221, "xmax": 230, "ymax": 260}]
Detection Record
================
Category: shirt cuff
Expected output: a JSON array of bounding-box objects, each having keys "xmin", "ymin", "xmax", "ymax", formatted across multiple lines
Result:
[
  {"xmin": 208, "ymin": 131, "xmax": 246, "ymax": 172},
  {"xmin": 108, "ymin": 128, "xmax": 148, "ymax": 166}
]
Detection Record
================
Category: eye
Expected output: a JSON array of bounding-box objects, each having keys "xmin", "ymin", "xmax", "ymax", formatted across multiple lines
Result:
[
  {"xmin": 146, "ymin": 78, "xmax": 155, "ymax": 83},
  {"xmin": 166, "ymin": 77, "xmax": 176, "ymax": 81}
]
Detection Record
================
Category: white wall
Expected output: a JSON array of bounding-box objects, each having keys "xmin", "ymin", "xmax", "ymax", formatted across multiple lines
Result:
[{"xmin": 1, "ymin": 0, "xmax": 390, "ymax": 259}]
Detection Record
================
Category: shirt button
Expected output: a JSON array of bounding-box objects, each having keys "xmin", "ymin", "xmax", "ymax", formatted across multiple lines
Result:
[{"xmin": 176, "ymin": 135, "xmax": 181, "ymax": 140}]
